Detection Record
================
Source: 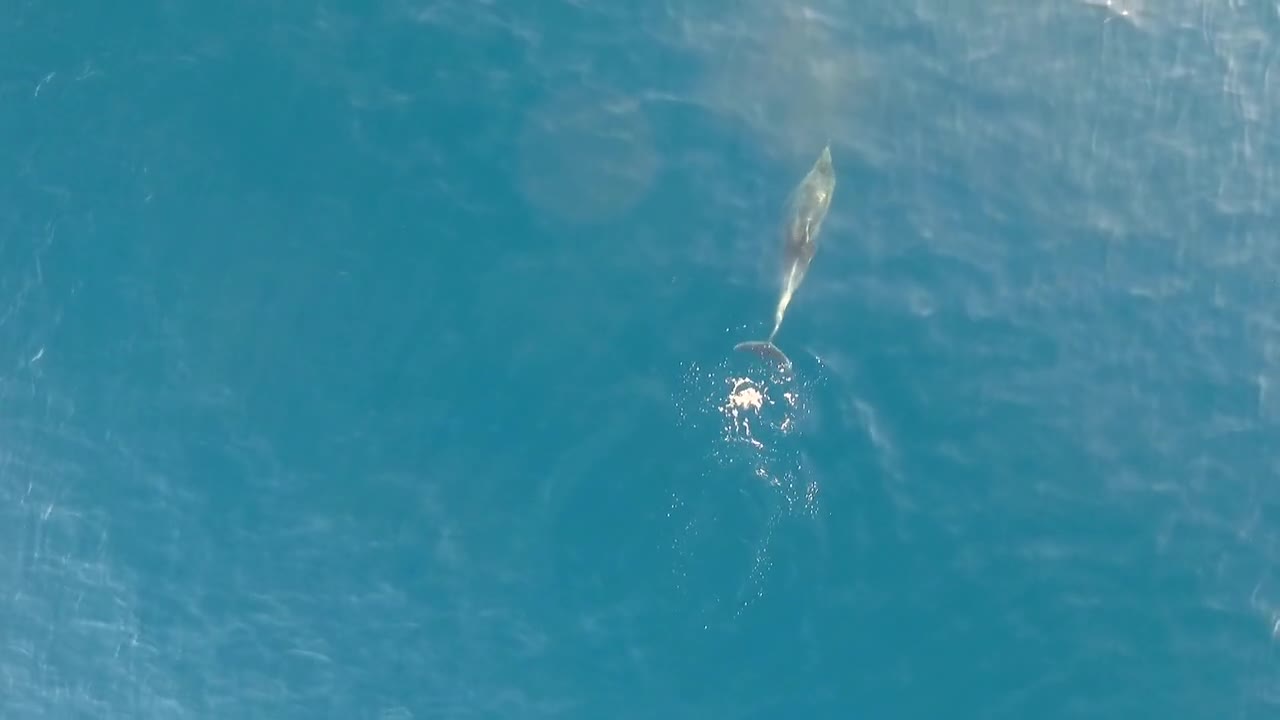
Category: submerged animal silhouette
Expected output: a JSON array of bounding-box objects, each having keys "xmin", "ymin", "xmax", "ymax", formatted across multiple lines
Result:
[{"xmin": 735, "ymin": 144, "xmax": 836, "ymax": 372}]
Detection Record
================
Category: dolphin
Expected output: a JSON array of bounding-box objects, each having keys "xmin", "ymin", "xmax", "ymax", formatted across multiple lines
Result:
[{"xmin": 735, "ymin": 144, "xmax": 836, "ymax": 372}]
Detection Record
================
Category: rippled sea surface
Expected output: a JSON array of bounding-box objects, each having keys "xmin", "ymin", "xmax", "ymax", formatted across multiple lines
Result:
[{"xmin": 4, "ymin": 1, "xmax": 1279, "ymax": 717}]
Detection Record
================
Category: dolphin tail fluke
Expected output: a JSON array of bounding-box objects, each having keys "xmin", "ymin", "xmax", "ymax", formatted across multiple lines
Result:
[{"xmin": 733, "ymin": 340, "xmax": 793, "ymax": 373}]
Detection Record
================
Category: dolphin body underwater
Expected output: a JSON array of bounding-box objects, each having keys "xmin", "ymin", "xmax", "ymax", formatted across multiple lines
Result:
[{"xmin": 735, "ymin": 144, "xmax": 836, "ymax": 372}]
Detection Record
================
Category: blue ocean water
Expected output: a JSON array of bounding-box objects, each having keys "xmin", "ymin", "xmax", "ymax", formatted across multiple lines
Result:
[{"xmin": 4, "ymin": 0, "xmax": 1280, "ymax": 717}]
